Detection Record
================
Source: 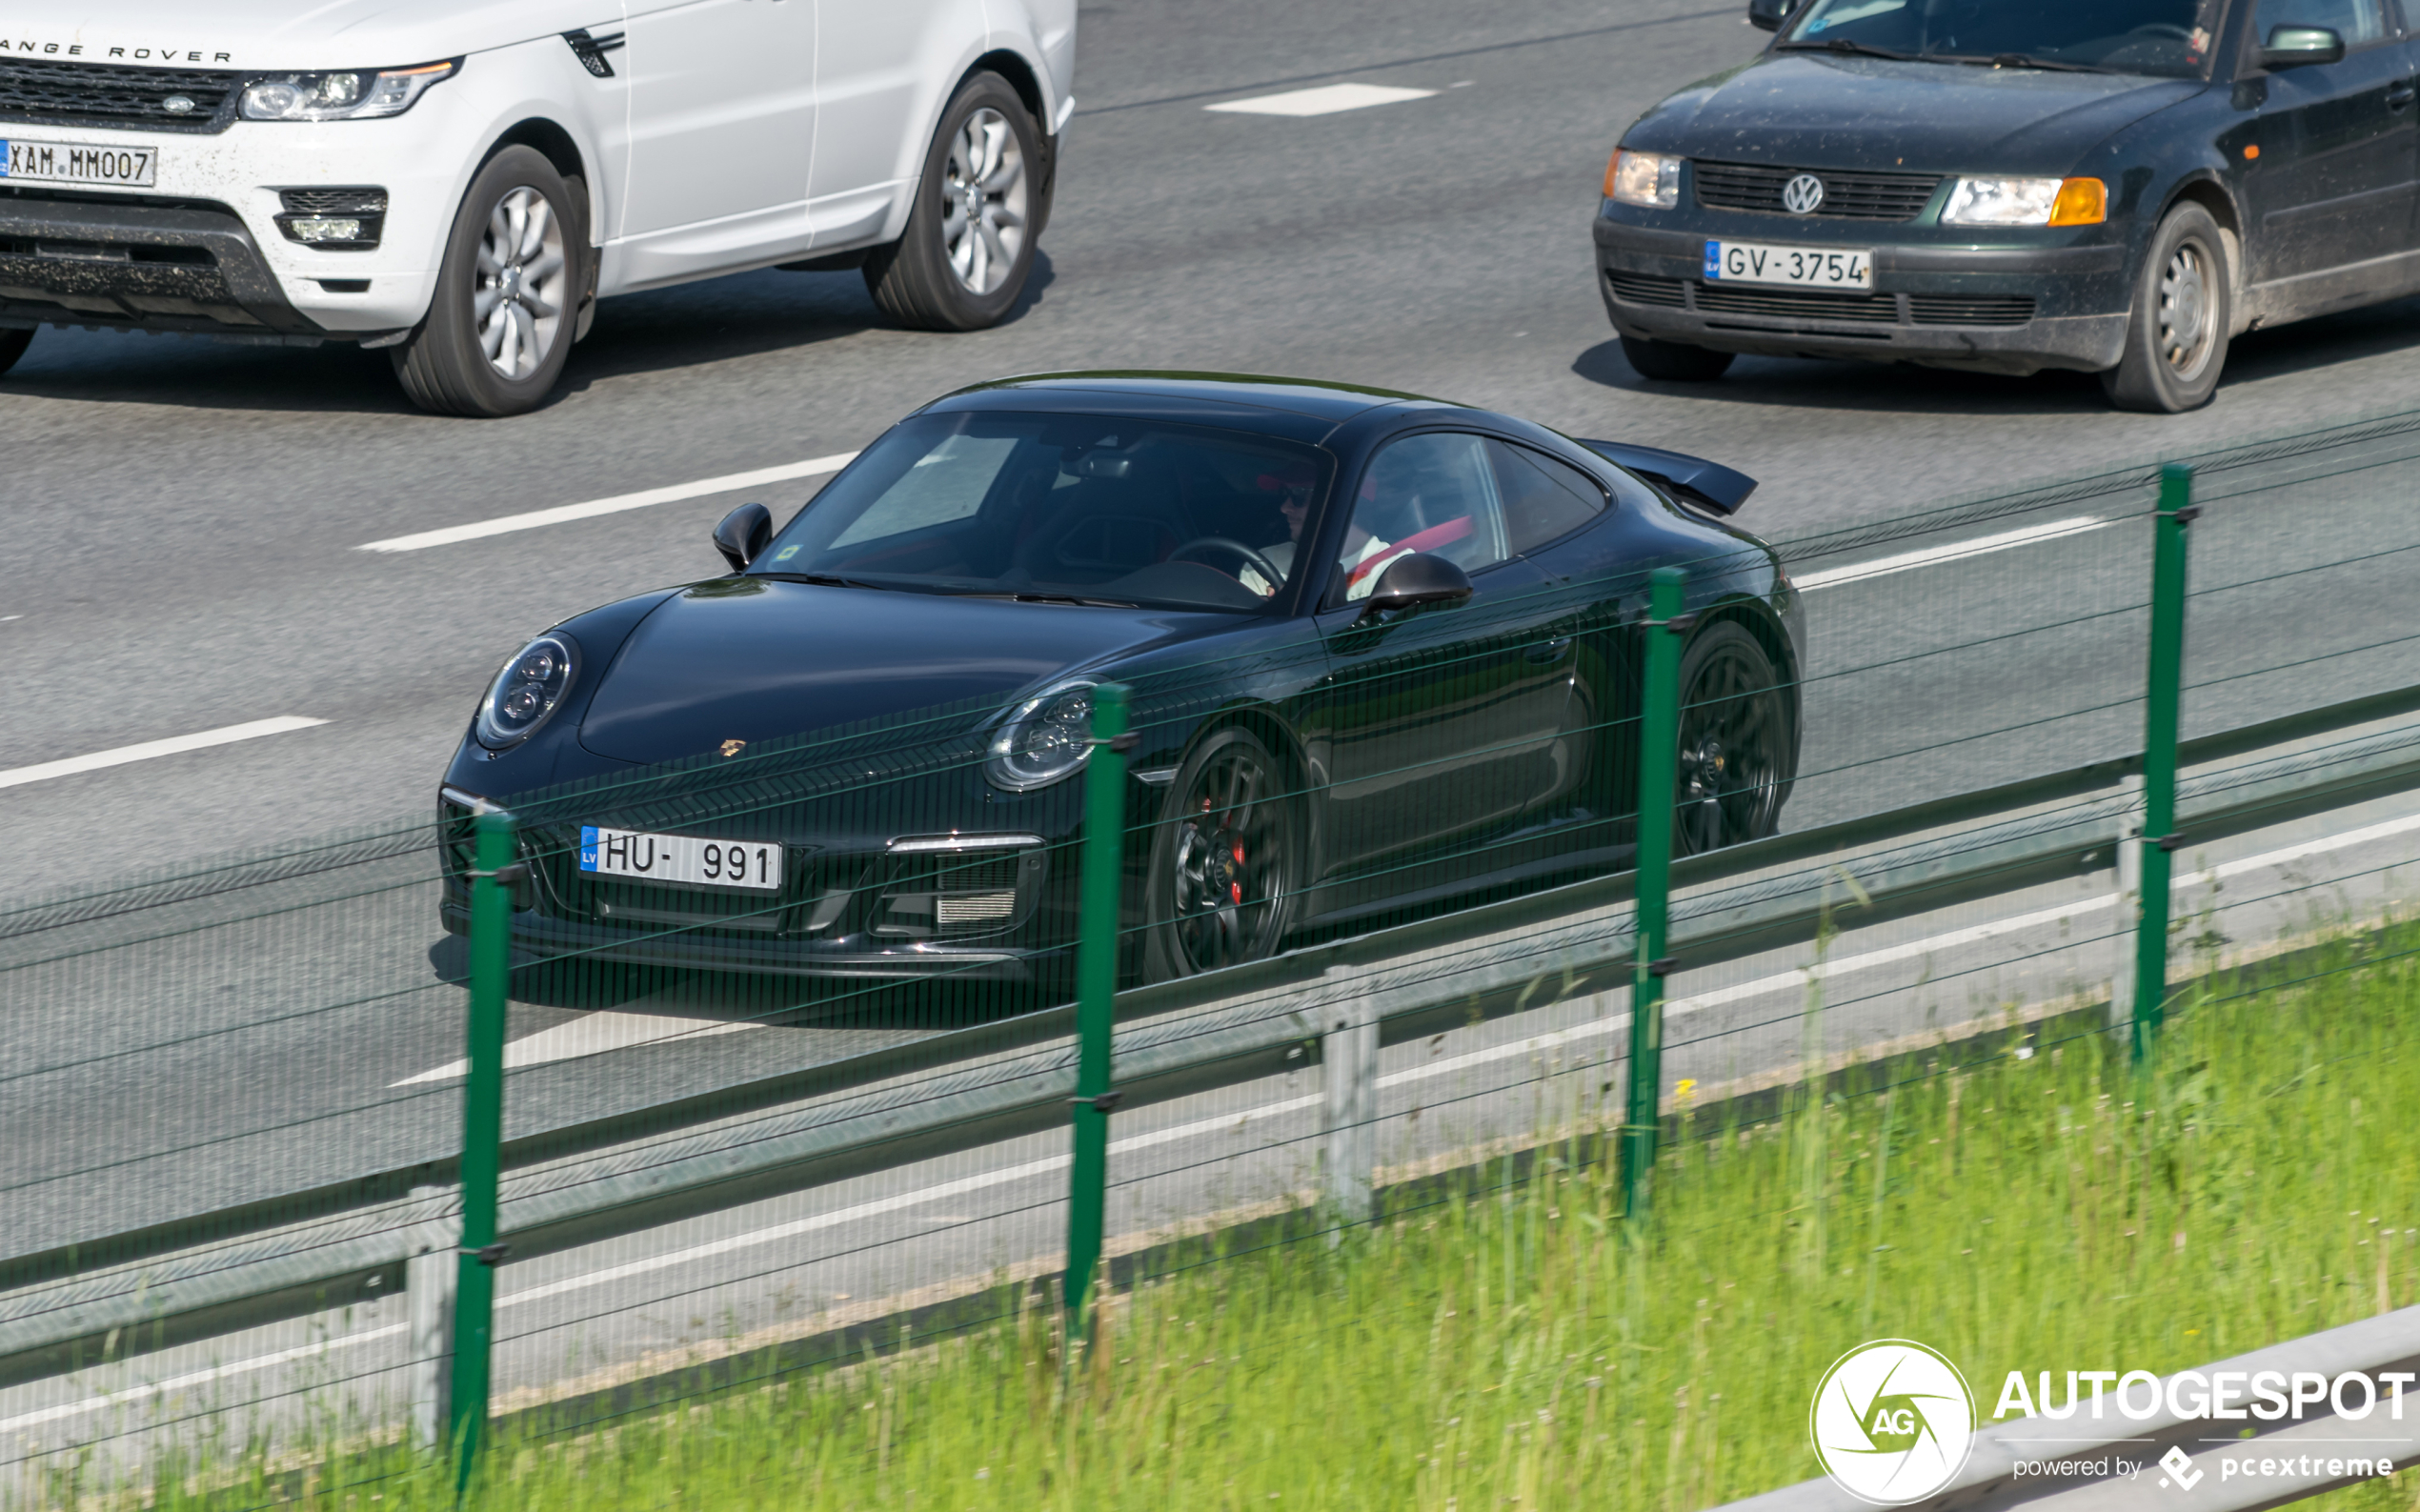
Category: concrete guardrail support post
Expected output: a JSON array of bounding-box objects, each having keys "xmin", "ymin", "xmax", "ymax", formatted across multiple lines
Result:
[
  {"xmin": 405, "ymin": 1183, "xmax": 454, "ymax": 1449},
  {"xmin": 1319, "ymin": 968, "xmax": 1379, "ymax": 1230}
]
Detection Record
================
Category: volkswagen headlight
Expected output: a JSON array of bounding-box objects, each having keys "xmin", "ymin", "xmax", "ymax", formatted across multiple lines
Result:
[
  {"xmin": 1942, "ymin": 176, "xmax": 2106, "ymax": 227},
  {"xmin": 985, "ymin": 680, "xmax": 1097, "ymax": 792},
  {"xmin": 476, "ymin": 635, "xmax": 577, "ymax": 749},
  {"xmin": 1606, "ymin": 150, "xmax": 1683, "ymax": 209},
  {"xmin": 241, "ymin": 60, "xmax": 458, "ymax": 121}
]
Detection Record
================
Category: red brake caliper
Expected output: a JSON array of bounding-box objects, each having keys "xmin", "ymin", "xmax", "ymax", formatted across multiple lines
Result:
[{"xmin": 1231, "ymin": 840, "xmax": 1244, "ymax": 905}]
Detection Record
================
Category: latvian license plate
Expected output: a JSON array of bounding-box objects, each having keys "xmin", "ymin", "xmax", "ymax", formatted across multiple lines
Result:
[
  {"xmin": 1704, "ymin": 240, "xmax": 1871, "ymax": 290},
  {"xmin": 0, "ymin": 138, "xmax": 158, "ymax": 188},
  {"xmin": 580, "ymin": 826, "xmax": 783, "ymax": 890}
]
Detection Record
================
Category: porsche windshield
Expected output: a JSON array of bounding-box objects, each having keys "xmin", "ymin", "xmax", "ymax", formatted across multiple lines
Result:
[
  {"xmin": 1779, "ymin": 0, "xmax": 2226, "ymax": 76},
  {"xmin": 750, "ymin": 413, "xmax": 1336, "ymax": 611}
]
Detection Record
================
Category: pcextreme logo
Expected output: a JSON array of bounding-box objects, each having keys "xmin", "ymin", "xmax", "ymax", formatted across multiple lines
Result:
[{"xmin": 1809, "ymin": 1340, "xmax": 1978, "ymax": 1505}]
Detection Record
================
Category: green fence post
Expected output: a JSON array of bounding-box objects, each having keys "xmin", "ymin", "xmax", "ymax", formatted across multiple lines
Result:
[
  {"xmin": 1064, "ymin": 683, "xmax": 1130, "ymax": 1344},
  {"xmin": 2131, "ymin": 466, "xmax": 2195, "ymax": 1062},
  {"xmin": 451, "ymin": 808, "xmax": 516, "ymax": 1491},
  {"xmin": 1622, "ymin": 568, "xmax": 1685, "ymax": 1217}
]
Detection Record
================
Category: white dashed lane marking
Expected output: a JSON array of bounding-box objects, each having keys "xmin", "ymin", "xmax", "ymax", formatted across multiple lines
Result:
[
  {"xmin": 1205, "ymin": 83, "xmax": 1438, "ymax": 116},
  {"xmin": 0, "ymin": 716, "xmax": 329, "ymax": 791},
  {"xmin": 355, "ymin": 452, "xmax": 859, "ymax": 553}
]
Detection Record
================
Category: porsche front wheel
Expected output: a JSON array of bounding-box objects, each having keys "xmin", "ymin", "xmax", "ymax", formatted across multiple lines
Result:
[{"xmin": 1141, "ymin": 727, "xmax": 1301, "ymax": 982}]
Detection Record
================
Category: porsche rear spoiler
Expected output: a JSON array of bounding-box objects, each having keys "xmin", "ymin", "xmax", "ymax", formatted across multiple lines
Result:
[{"xmin": 1577, "ymin": 440, "xmax": 1757, "ymax": 515}]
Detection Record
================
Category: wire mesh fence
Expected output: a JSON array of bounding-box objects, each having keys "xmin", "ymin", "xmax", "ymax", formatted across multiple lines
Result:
[{"xmin": 4, "ymin": 400, "xmax": 2420, "ymax": 1502}]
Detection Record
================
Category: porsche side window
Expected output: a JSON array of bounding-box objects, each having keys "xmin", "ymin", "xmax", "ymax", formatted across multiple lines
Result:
[
  {"xmin": 1488, "ymin": 440, "xmax": 1609, "ymax": 555},
  {"xmin": 2256, "ymin": 0, "xmax": 2386, "ymax": 45},
  {"xmin": 1329, "ymin": 433, "xmax": 1512, "ymax": 605}
]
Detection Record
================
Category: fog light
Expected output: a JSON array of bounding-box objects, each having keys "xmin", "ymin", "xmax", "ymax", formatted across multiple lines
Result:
[{"xmin": 287, "ymin": 215, "xmax": 365, "ymax": 242}]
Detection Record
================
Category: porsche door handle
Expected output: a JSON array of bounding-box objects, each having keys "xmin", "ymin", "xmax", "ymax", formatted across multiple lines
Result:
[
  {"xmin": 2390, "ymin": 83, "xmax": 2416, "ymax": 110},
  {"xmin": 1524, "ymin": 637, "xmax": 1575, "ymax": 664}
]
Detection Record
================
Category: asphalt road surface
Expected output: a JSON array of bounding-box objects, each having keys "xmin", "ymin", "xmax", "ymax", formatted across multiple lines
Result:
[{"xmin": 8, "ymin": 0, "xmax": 2420, "ymax": 902}]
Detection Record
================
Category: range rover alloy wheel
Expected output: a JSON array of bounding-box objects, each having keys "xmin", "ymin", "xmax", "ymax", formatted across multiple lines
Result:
[
  {"xmin": 863, "ymin": 71, "xmax": 1043, "ymax": 331},
  {"xmin": 1142, "ymin": 727, "xmax": 1301, "ymax": 981},
  {"xmin": 2101, "ymin": 202, "xmax": 2229, "ymax": 414},
  {"xmin": 393, "ymin": 146, "xmax": 587, "ymax": 418}
]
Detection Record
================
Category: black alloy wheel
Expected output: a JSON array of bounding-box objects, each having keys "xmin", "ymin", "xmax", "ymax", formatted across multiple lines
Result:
[
  {"xmin": 1671, "ymin": 622, "xmax": 1792, "ymax": 856},
  {"xmin": 0, "ymin": 327, "xmax": 31, "ymax": 377},
  {"xmin": 1143, "ymin": 727, "xmax": 1301, "ymax": 980}
]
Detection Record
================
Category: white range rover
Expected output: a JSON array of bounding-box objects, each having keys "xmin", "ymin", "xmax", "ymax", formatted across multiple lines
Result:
[{"xmin": 0, "ymin": 0, "xmax": 1074, "ymax": 414}]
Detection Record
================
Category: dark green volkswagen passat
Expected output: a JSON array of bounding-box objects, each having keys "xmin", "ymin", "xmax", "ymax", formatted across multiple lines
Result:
[{"xmin": 1594, "ymin": 0, "xmax": 2413, "ymax": 411}]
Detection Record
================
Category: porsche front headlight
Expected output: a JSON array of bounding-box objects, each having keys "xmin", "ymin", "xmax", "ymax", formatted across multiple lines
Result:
[
  {"xmin": 475, "ymin": 635, "xmax": 577, "ymax": 749},
  {"xmin": 985, "ymin": 680, "xmax": 1097, "ymax": 792},
  {"xmin": 240, "ymin": 60, "xmax": 457, "ymax": 122}
]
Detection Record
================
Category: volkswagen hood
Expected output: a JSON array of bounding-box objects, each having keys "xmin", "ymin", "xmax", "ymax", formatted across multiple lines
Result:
[{"xmin": 1626, "ymin": 53, "xmax": 2204, "ymax": 175}]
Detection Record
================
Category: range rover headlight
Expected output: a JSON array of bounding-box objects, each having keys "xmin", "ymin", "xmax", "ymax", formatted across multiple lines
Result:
[
  {"xmin": 475, "ymin": 635, "xmax": 577, "ymax": 750},
  {"xmin": 1606, "ymin": 149, "xmax": 1683, "ymax": 209},
  {"xmin": 1943, "ymin": 176, "xmax": 2106, "ymax": 227},
  {"xmin": 241, "ymin": 60, "xmax": 458, "ymax": 121},
  {"xmin": 985, "ymin": 680, "xmax": 1097, "ymax": 792}
]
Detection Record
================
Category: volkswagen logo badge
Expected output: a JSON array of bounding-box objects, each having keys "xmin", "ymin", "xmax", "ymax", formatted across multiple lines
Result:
[{"xmin": 1782, "ymin": 172, "xmax": 1825, "ymax": 214}]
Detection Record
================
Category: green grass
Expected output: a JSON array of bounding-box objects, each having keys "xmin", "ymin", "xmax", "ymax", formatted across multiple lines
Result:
[{"xmin": 47, "ymin": 930, "xmax": 2420, "ymax": 1512}]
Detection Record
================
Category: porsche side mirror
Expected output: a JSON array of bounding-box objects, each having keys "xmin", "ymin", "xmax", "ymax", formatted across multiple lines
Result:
[
  {"xmin": 1361, "ymin": 553, "xmax": 1474, "ymax": 617},
  {"xmin": 714, "ymin": 502, "xmax": 773, "ymax": 572},
  {"xmin": 1747, "ymin": 0, "xmax": 1799, "ymax": 32},
  {"xmin": 2263, "ymin": 24, "xmax": 2345, "ymax": 67}
]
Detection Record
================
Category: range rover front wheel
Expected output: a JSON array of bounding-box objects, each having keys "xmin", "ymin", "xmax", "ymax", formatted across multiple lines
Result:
[{"xmin": 393, "ymin": 146, "xmax": 586, "ymax": 418}]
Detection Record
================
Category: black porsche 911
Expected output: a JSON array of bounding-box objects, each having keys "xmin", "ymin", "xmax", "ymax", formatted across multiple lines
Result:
[{"xmin": 437, "ymin": 373, "xmax": 1804, "ymax": 992}]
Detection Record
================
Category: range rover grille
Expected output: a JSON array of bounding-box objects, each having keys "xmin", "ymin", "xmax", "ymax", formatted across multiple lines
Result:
[
  {"xmin": 1694, "ymin": 160, "xmax": 1942, "ymax": 221},
  {"xmin": 0, "ymin": 57, "xmax": 241, "ymax": 132}
]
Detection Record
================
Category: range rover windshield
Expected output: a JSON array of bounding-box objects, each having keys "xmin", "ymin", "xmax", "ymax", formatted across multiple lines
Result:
[
  {"xmin": 750, "ymin": 412, "xmax": 1337, "ymax": 612},
  {"xmin": 1779, "ymin": 0, "xmax": 2227, "ymax": 77}
]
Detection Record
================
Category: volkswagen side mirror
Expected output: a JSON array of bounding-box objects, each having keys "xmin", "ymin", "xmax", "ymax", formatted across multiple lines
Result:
[
  {"xmin": 714, "ymin": 502, "xmax": 773, "ymax": 572},
  {"xmin": 1361, "ymin": 553, "xmax": 1474, "ymax": 617},
  {"xmin": 1748, "ymin": 0, "xmax": 1800, "ymax": 32},
  {"xmin": 2263, "ymin": 25, "xmax": 2345, "ymax": 67}
]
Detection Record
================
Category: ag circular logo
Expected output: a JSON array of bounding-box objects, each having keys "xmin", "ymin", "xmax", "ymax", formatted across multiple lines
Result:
[
  {"xmin": 1782, "ymin": 171, "xmax": 1825, "ymax": 214},
  {"xmin": 1809, "ymin": 1340, "xmax": 1976, "ymax": 1505}
]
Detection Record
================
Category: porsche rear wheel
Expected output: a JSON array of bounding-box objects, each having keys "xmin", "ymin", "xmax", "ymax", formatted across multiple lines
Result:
[
  {"xmin": 1142, "ymin": 727, "xmax": 1301, "ymax": 981},
  {"xmin": 1671, "ymin": 623, "xmax": 1792, "ymax": 856}
]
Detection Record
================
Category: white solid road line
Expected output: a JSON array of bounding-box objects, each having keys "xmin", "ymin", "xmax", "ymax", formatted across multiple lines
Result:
[
  {"xmin": 0, "ymin": 716, "xmax": 329, "ymax": 792},
  {"xmin": 1205, "ymin": 82, "xmax": 1438, "ymax": 116},
  {"xmin": 0, "ymin": 1324, "xmax": 408, "ymax": 1435},
  {"xmin": 1796, "ymin": 515, "xmax": 2116, "ymax": 591},
  {"xmin": 393, "ymin": 1011, "xmax": 761, "ymax": 1085},
  {"xmin": 355, "ymin": 452, "xmax": 859, "ymax": 554},
  {"xmin": 29, "ymin": 805, "xmax": 2415, "ymax": 1434}
]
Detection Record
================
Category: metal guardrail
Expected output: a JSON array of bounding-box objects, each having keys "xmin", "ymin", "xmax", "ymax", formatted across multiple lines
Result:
[{"xmin": 4, "ymin": 681, "xmax": 2418, "ymax": 1391}]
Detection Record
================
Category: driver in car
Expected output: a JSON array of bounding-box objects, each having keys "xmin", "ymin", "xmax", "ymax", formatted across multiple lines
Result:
[{"xmin": 1238, "ymin": 460, "xmax": 1394, "ymax": 599}]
